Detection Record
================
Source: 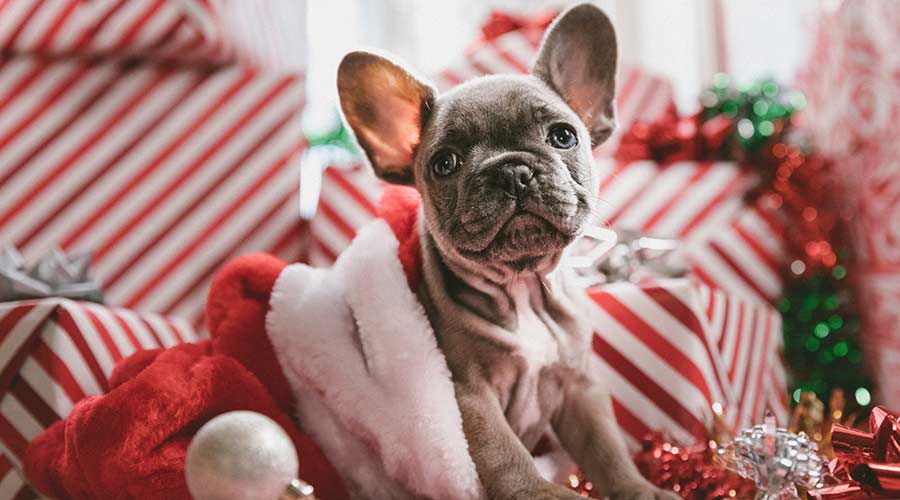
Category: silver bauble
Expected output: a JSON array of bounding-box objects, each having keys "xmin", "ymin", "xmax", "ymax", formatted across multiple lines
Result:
[{"xmin": 185, "ymin": 411, "xmax": 299, "ymax": 500}]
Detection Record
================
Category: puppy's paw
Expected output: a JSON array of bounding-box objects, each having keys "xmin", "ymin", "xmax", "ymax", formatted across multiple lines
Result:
[{"xmin": 609, "ymin": 481, "xmax": 680, "ymax": 500}]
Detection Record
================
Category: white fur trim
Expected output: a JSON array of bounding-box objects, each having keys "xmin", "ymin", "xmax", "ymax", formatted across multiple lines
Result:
[{"xmin": 267, "ymin": 220, "xmax": 482, "ymax": 499}]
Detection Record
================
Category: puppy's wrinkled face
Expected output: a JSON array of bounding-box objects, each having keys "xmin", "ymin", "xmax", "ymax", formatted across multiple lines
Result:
[
  {"xmin": 417, "ymin": 77, "xmax": 594, "ymax": 270},
  {"xmin": 338, "ymin": 3, "xmax": 617, "ymax": 275}
]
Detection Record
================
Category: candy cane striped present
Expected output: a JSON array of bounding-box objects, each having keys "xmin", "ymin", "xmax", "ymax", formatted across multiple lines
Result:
[
  {"xmin": 588, "ymin": 278, "xmax": 788, "ymax": 449},
  {"xmin": 0, "ymin": 454, "xmax": 34, "ymax": 500},
  {"xmin": 308, "ymin": 164, "xmax": 381, "ymax": 267},
  {"xmin": 0, "ymin": 298, "xmax": 198, "ymax": 497},
  {"xmin": 0, "ymin": 0, "xmax": 235, "ymax": 63},
  {"xmin": 0, "ymin": 47, "xmax": 307, "ymax": 333},
  {"xmin": 595, "ymin": 159, "xmax": 788, "ymax": 304}
]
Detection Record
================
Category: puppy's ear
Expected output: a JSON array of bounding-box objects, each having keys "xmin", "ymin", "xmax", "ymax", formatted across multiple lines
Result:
[
  {"xmin": 338, "ymin": 51, "xmax": 435, "ymax": 185},
  {"xmin": 533, "ymin": 3, "xmax": 618, "ymax": 146}
]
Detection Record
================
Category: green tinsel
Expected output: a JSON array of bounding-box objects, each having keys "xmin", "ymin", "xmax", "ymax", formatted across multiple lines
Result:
[
  {"xmin": 779, "ymin": 259, "xmax": 871, "ymax": 407},
  {"xmin": 700, "ymin": 73, "xmax": 806, "ymax": 153}
]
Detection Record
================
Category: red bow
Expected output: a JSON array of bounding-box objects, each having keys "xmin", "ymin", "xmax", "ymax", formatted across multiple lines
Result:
[
  {"xmin": 479, "ymin": 10, "xmax": 557, "ymax": 42},
  {"xmin": 815, "ymin": 406, "xmax": 900, "ymax": 499},
  {"xmin": 614, "ymin": 111, "xmax": 733, "ymax": 165}
]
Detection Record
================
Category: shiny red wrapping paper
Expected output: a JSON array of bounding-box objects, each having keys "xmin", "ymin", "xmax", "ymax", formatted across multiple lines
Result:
[{"xmin": 815, "ymin": 406, "xmax": 900, "ymax": 499}]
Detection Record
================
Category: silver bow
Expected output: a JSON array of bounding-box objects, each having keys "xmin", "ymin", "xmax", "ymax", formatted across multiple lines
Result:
[
  {"xmin": 0, "ymin": 245, "xmax": 104, "ymax": 303},
  {"xmin": 717, "ymin": 412, "xmax": 826, "ymax": 500},
  {"xmin": 567, "ymin": 226, "xmax": 688, "ymax": 288}
]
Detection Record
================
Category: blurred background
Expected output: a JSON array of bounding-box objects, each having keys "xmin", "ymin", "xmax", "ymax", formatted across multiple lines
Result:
[
  {"xmin": 3, "ymin": 1, "xmax": 900, "ymax": 497},
  {"xmin": 305, "ymin": 0, "xmax": 829, "ymax": 121}
]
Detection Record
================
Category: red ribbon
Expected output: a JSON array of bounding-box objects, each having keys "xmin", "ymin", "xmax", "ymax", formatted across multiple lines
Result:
[
  {"xmin": 614, "ymin": 111, "xmax": 733, "ymax": 165},
  {"xmin": 479, "ymin": 10, "xmax": 557, "ymax": 42},
  {"xmin": 815, "ymin": 406, "xmax": 900, "ymax": 499}
]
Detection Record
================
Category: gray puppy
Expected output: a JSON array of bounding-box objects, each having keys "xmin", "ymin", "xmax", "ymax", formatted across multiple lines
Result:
[{"xmin": 338, "ymin": 4, "xmax": 680, "ymax": 500}]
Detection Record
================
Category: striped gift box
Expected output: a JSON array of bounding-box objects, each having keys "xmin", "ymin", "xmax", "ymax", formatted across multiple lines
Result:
[
  {"xmin": 0, "ymin": 454, "xmax": 33, "ymax": 500},
  {"xmin": 0, "ymin": 2, "xmax": 307, "ymax": 332},
  {"xmin": 588, "ymin": 278, "xmax": 788, "ymax": 449},
  {"xmin": 595, "ymin": 159, "xmax": 788, "ymax": 304},
  {"xmin": 308, "ymin": 164, "xmax": 381, "ymax": 267},
  {"xmin": 0, "ymin": 298, "xmax": 198, "ymax": 498},
  {"xmin": 0, "ymin": 0, "xmax": 235, "ymax": 63}
]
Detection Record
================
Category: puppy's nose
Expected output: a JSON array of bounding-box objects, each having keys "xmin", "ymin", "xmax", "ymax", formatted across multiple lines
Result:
[{"xmin": 498, "ymin": 164, "xmax": 534, "ymax": 199}]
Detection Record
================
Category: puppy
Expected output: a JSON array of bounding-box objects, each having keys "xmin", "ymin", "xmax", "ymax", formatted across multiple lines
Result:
[{"xmin": 338, "ymin": 4, "xmax": 679, "ymax": 499}]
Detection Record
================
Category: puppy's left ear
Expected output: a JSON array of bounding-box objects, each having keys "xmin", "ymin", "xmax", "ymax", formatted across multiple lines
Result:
[
  {"xmin": 533, "ymin": 3, "xmax": 618, "ymax": 146},
  {"xmin": 338, "ymin": 51, "xmax": 435, "ymax": 185}
]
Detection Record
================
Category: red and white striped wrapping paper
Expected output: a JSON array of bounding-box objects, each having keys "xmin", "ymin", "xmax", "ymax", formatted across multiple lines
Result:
[
  {"xmin": 0, "ymin": 454, "xmax": 33, "ymax": 500},
  {"xmin": 799, "ymin": 0, "xmax": 900, "ymax": 408},
  {"xmin": 0, "ymin": 298, "xmax": 198, "ymax": 498},
  {"xmin": 587, "ymin": 278, "xmax": 788, "ymax": 449},
  {"xmin": 0, "ymin": 2, "xmax": 308, "ymax": 332},
  {"xmin": 308, "ymin": 165, "xmax": 381, "ymax": 266},
  {"xmin": 0, "ymin": 0, "xmax": 235, "ymax": 64},
  {"xmin": 595, "ymin": 159, "xmax": 789, "ymax": 304}
]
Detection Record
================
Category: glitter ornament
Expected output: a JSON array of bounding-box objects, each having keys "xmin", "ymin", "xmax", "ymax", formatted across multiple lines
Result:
[
  {"xmin": 718, "ymin": 412, "xmax": 825, "ymax": 500},
  {"xmin": 185, "ymin": 411, "xmax": 313, "ymax": 500}
]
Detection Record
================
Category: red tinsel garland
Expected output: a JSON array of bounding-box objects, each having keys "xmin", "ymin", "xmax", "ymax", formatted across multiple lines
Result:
[
  {"xmin": 567, "ymin": 434, "xmax": 755, "ymax": 499},
  {"xmin": 614, "ymin": 111, "xmax": 844, "ymax": 277}
]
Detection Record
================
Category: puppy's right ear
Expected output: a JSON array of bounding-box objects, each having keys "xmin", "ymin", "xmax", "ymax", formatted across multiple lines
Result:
[{"xmin": 338, "ymin": 51, "xmax": 435, "ymax": 185}]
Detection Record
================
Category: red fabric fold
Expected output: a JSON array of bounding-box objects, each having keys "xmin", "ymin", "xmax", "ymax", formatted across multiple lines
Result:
[{"xmin": 24, "ymin": 253, "xmax": 348, "ymax": 500}]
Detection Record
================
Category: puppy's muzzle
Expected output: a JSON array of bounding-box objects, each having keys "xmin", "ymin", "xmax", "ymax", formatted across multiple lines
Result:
[{"xmin": 495, "ymin": 164, "xmax": 534, "ymax": 201}]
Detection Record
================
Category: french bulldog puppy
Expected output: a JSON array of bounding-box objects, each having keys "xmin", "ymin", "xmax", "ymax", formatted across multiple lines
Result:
[{"xmin": 338, "ymin": 4, "xmax": 679, "ymax": 500}]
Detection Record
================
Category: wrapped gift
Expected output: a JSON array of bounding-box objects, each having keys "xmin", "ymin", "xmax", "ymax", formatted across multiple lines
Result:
[
  {"xmin": 595, "ymin": 158, "xmax": 788, "ymax": 304},
  {"xmin": 0, "ymin": 454, "xmax": 32, "ymax": 500},
  {"xmin": 586, "ymin": 277, "xmax": 788, "ymax": 449},
  {"xmin": 0, "ymin": 298, "xmax": 198, "ymax": 497},
  {"xmin": 0, "ymin": 0, "xmax": 235, "ymax": 64},
  {"xmin": 798, "ymin": 0, "xmax": 900, "ymax": 408},
  {"xmin": 0, "ymin": 0, "xmax": 308, "ymax": 333},
  {"xmin": 308, "ymin": 164, "xmax": 381, "ymax": 267}
]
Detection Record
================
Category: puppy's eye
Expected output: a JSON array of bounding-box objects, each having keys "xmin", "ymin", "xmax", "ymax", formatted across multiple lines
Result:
[
  {"xmin": 547, "ymin": 124, "xmax": 578, "ymax": 149},
  {"xmin": 431, "ymin": 151, "xmax": 460, "ymax": 177}
]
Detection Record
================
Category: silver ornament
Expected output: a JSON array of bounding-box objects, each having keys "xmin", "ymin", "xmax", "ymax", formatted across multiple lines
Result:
[
  {"xmin": 185, "ymin": 411, "xmax": 300, "ymax": 500},
  {"xmin": 567, "ymin": 226, "xmax": 687, "ymax": 288},
  {"xmin": 717, "ymin": 411, "xmax": 825, "ymax": 500}
]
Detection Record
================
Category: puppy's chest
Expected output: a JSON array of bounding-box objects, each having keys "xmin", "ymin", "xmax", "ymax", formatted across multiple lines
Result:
[{"xmin": 495, "ymin": 283, "xmax": 584, "ymax": 441}]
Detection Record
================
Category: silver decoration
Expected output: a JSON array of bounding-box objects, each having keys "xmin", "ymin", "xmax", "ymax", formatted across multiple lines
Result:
[
  {"xmin": 0, "ymin": 245, "xmax": 103, "ymax": 303},
  {"xmin": 567, "ymin": 226, "xmax": 688, "ymax": 288},
  {"xmin": 717, "ymin": 412, "xmax": 826, "ymax": 500},
  {"xmin": 186, "ymin": 411, "xmax": 312, "ymax": 500},
  {"xmin": 280, "ymin": 479, "xmax": 316, "ymax": 499}
]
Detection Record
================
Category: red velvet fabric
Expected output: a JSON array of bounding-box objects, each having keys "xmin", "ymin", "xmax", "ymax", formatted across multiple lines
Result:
[
  {"xmin": 377, "ymin": 185, "xmax": 422, "ymax": 290},
  {"xmin": 24, "ymin": 255, "xmax": 347, "ymax": 500},
  {"xmin": 23, "ymin": 188, "xmax": 423, "ymax": 499}
]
